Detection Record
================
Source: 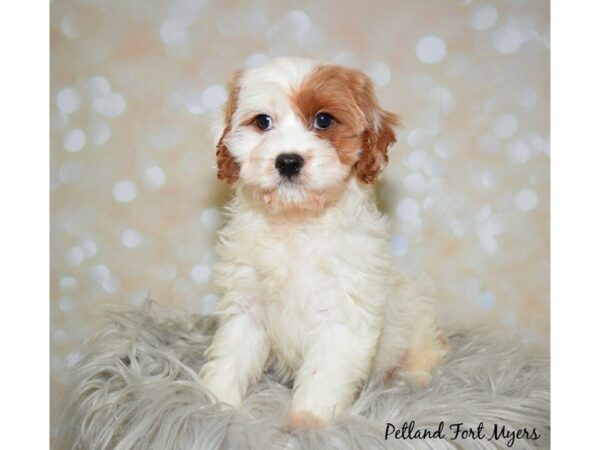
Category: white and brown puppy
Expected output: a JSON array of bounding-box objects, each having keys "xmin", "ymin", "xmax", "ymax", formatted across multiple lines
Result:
[{"xmin": 200, "ymin": 57, "xmax": 449, "ymax": 428}]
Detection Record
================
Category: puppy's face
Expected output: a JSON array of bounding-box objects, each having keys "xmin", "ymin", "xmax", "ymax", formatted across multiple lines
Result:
[{"xmin": 216, "ymin": 57, "xmax": 400, "ymax": 211}]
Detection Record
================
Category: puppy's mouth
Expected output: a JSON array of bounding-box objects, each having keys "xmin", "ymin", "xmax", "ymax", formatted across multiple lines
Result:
[
  {"xmin": 252, "ymin": 153, "xmax": 344, "ymax": 211},
  {"xmin": 277, "ymin": 175, "xmax": 303, "ymax": 187},
  {"xmin": 261, "ymin": 177, "xmax": 346, "ymax": 212},
  {"xmin": 267, "ymin": 176, "xmax": 306, "ymax": 198},
  {"xmin": 260, "ymin": 174, "xmax": 319, "ymax": 210}
]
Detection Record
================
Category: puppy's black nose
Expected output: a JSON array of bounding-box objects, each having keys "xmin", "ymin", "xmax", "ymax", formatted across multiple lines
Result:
[{"xmin": 275, "ymin": 153, "xmax": 304, "ymax": 178}]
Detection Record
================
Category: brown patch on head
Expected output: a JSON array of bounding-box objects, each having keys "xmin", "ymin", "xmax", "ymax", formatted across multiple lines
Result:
[
  {"xmin": 291, "ymin": 65, "xmax": 401, "ymax": 184},
  {"xmin": 216, "ymin": 71, "xmax": 242, "ymax": 183}
]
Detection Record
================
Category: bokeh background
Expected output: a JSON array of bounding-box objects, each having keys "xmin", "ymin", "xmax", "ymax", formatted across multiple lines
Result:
[{"xmin": 50, "ymin": 0, "xmax": 549, "ymax": 420}]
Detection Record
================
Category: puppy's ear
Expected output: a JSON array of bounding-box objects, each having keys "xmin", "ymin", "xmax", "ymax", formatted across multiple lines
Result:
[
  {"xmin": 354, "ymin": 75, "xmax": 401, "ymax": 184},
  {"xmin": 215, "ymin": 71, "xmax": 242, "ymax": 184}
]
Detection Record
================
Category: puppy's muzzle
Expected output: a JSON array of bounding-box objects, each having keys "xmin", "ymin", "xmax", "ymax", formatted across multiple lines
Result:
[{"xmin": 275, "ymin": 153, "xmax": 304, "ymax": 179}]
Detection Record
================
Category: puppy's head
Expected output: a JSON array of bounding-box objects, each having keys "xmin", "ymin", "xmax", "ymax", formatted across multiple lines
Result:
[{"xmin": 215, "ymin": 57, "xmax": 400, "ymax": 211}]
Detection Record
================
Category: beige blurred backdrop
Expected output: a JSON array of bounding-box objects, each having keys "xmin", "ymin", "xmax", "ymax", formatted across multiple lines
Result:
[{"xmin": 50, "ymin": 0, "xmax": 549, "ymax": 420}]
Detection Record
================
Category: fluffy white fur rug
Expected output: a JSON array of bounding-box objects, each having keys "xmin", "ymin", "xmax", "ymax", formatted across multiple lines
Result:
[{"xmin": 55, "ymin": 302, "xmax": 549, "ymax": 449}]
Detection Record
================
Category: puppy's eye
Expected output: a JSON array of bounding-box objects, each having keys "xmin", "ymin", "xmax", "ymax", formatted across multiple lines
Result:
[
  {"xmin": 314, "ymin": 113, "xmax": 334, "ymax": 130},
  {"xmin": 255, "ymin": 114, "xmax": 273, "ymax": 131}
]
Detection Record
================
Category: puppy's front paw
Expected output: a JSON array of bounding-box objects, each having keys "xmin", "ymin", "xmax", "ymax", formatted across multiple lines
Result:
[
  {"xmin": 199, "ymin": 365, "xmax": 242, "ymax": 407},
  {"xmin": 289, "ymin": 410, "xmax": 326, "ymax": 430},
  {"xmin": 409, "ymin": 370, "xmax": 433, "ymax": 388}
]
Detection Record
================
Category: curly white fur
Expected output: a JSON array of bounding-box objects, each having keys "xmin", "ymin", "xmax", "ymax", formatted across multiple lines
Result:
[{"xmin": 201, "ymin": 57, "xmax": 448, "ymax": 425}]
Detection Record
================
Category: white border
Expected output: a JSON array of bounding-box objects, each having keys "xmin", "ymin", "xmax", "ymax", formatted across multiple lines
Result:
[
  {"xmin": 552, "ymin": 1, "xmax": 600, "ymax": 448},
  {"xmin": 0, "ymin": 2, "xmax": 49, "ymax": 448},
  {"xmin": 2, "ymin": 1, "xmax": 594, "ymax": 448}
]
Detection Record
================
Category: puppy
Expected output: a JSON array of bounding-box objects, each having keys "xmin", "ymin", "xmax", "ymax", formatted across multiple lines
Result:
[{"xmin": 200, "ymin": 57, "xmax": 449, "ymax": 428}]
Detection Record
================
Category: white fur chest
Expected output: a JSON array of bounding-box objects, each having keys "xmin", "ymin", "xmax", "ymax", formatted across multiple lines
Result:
[
  {"xmin": 252, "ymin": 217, "xmax": 352, "ymax": 368},
  {"xmin": 213, "ymin": 181, "xmax": 393, "ymax": 373}
]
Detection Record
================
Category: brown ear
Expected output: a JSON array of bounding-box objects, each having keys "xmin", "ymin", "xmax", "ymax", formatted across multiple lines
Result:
[
  {"xmin": 354, "ymin": 77, "xmax": 401, "ymax": 184},
  {"xmin": 216, "ymin": 71, "xmax": 242, "ymax": 183}
]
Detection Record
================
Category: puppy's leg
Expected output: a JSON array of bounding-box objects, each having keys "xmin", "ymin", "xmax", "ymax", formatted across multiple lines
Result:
[
  {"xmin": 391, "ymin": 323, "xmax": 449, "ymax": 387},
  {"xmin": 290, "ymin": 323, "xmax": 377, "ymax": 428},
  {"xmin": 200, "ymin": 313, "xmax": 269, "ymax": 407},
  {"xmin": 373, "ymin": 275, "xmax": 449, "ymax": 387}
]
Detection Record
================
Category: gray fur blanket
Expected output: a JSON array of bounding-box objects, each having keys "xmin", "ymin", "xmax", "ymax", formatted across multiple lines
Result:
[{"xmin": 54, "ymin": 302, "xmax": 550, "ymax": 449}]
